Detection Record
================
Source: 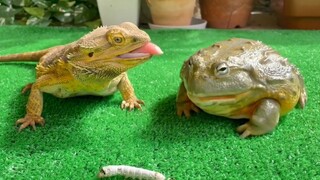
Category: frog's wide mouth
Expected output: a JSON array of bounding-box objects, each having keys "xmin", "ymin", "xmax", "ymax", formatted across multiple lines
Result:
[{"xmin": 187, "ymin": 91, "xmax": 251, "ymax": 105}]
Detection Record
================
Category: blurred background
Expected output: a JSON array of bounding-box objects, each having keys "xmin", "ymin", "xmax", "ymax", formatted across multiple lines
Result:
[{"xmin": 0, "ymin": 0, "xmax": 319, "ymax": 30}]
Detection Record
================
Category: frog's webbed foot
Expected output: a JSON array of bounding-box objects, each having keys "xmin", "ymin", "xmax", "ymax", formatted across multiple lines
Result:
[
  {"xmin": 237, "ymin": 122, "xmax": 270, "ymax": 138},
  {"xmin": 16, "ymin": 114, "xmax": 45, "ymax": 131},
  {"xmin": 176, "ymin": 101, "xmax": 200, "ymax": 118},
  {"xmin": 237, "ymin": 99, "xmax": 280, "ymax": 138},
  {"xmin": 121, "ymin": 98, "xmax": 144, "ymax": 111}
]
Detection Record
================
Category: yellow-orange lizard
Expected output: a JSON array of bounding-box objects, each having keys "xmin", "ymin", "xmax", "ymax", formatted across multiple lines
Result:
[{"xmin": 0, "ymin": 22, "xmax": 163, "ymax": 131}]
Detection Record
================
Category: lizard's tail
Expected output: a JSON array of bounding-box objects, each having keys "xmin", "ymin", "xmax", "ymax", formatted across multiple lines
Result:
[{"xmin": 0, "ymin": 49, "xmax": 49, "ymax": 62}]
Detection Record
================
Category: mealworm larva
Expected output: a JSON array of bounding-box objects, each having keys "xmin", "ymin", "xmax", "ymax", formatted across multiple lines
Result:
[{"xmin": 98, "ymin": 165, "xmax": 166, "ymax": 180}]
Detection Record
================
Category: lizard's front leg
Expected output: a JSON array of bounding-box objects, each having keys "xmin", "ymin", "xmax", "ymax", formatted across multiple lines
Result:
[
  {"xmin": 117, "ymin": 73, "xmax": 144, "ymax": 110},
  {"xmin": 16, "ymin": 84, "xmax": 44, "ymax": 131}
]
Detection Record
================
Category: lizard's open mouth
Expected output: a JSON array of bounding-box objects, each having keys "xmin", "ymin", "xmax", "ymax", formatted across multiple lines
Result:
[{"xmin": 118, "ymin": 42, "xmax": 163, "ymax": 59}]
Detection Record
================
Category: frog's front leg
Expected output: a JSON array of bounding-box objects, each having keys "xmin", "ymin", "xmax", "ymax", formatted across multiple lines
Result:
[
  {"xmin": 117, "ymin": 73, "xmax": 144, "ymax": 110},
  {"xmin": 237, "ymin": 99, "xmax": 280, "ymax": 138},
  {"xmin": 16, "ymin": 83, "xmax": 44, "ymax": 131},
  {"xmin": 176, "ymin": 82, "xmax": 200, "ymax": 118}
]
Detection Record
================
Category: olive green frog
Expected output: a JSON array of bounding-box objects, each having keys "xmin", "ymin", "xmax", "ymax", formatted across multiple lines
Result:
[{"xmin": 176, "ymin": 38, "xmax": 307, "ymax": 138}]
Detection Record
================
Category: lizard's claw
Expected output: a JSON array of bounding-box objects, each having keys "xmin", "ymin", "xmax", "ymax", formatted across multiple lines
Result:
[
  {"xmin": 176, "ymin": 101, "xmax": 200, "ymax": 118},
  {"xmin": 16, "ymin": 114, "xmax": 45, "ymax": 131},
  {"xmin": 121, "ymin": 98, "xmax": 144, "ymax": 111},
  {"xmin": 21, "ymin": 83, "xmax": 33, "ymax": 94}
]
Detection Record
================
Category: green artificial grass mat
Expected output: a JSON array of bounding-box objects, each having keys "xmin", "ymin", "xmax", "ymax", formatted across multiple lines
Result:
[{"xmin": 0, "ymin": 25, "xmax": 319, "ymax": 180}]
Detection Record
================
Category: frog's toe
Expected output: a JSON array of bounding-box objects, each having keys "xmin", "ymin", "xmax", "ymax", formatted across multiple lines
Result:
[
  {"xmin": 182, "ymin": 109, "xmax": 191, "ymax": 118},
  {"xmin": 236, "ymin": 122, "xmax": 272, "ymax": 138},
  {"xmin": 237, "ymin": 123, "xmax": 255, "ymax": 138},
  {"xmin": 176, "ymin": 101, "xmax": 200, "ymax": 118}
]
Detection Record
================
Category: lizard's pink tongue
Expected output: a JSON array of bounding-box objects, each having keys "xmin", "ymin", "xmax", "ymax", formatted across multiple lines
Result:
[
  {"xmin": 131, "ymin": 42, "xmax": 163, "ymax": 55},
  {"xmin": 118, "ymin": 42, "xmax": 163, "ymax": 59}
]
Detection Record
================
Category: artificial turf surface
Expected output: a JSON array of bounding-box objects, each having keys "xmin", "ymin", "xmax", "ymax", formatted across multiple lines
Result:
[{"xmin": 0, "ymin": 25, "xmax": 319, "ymax": 179}]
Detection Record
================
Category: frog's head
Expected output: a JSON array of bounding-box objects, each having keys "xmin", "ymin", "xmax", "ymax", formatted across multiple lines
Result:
[{"xmin": 180, "ymin": 45, "xmax": 256, "ymax": 102}]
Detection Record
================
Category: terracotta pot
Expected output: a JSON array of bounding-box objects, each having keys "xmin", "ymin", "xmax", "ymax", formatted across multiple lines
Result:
[
  {"xmin": 273, "ymin": 0, "xmax": 320, "ymax": 29},
  {"xmin": 146, "ymin": 0, "xmax": 196, "ymax": 26},
  {"xmin": 199, "ymin": 0, "xmax": 253, "ymax": 28}
]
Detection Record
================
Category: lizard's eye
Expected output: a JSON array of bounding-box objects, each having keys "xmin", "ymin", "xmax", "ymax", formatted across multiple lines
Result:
[
  {"xmin": 111, "ymin": 33, "xmax": 125, "ymax": 45},
  {"xmin": 215, "ymin": 63, "xmax": 229, "ymax": 77},
  {"xmin": 106, "ymin": 30, "xmax": 125, "ymax": 45},
  {"xmin": 113, "ymin": 36, "xmax": 123, "ymax": 44}
]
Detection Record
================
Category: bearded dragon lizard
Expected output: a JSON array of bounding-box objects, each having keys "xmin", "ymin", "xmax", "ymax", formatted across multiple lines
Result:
[{"xmin": 0, "ymin": 22, "xmax": 163, "ymax": 131}]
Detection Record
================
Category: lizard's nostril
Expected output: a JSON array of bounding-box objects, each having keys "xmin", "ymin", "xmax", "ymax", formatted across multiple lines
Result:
[
  {"xmin": 133, "ymin": 38, "xmax": 138, "ymax": 42},
  {"xmin": 88, "ymin": 52, "xmax": 94, "ymax": 57}
]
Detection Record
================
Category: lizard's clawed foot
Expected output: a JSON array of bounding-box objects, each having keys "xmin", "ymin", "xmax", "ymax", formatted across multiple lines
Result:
[
  {"xmin": 176, "ymin": 101, "xmax": 200, "ymax": 118},
  {"xmin": 237, "ymin": 122, "xmax": 270, "ymax": 138},
  {"xmin": 16, "ymin": 114, "xmax": 45, "ymax": 131},
  {"xmin": 121, "ymin": 98, "xmax": 144, "ymax": 111},
  {"xmin": 21, "ymin": 83, "xmax": 33, "ymax": 94}
]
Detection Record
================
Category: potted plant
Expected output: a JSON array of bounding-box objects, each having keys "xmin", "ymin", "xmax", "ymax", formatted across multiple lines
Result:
[
  {"xmin": 146, "ymin": 0, "xmax": 196, "ymax": 26},
  {"xmin": 199, "ymin": 0, "xmax": 254, "ymax": 28}
]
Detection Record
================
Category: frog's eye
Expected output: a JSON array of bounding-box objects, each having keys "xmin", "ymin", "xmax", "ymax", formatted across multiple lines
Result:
[
  {"xmin": 215, "ymin": 63, "xmax": 229, "ymax": 77},
  {"xmin": 186, "ymin": 58, "xmax": 193, "ymax": 67}
]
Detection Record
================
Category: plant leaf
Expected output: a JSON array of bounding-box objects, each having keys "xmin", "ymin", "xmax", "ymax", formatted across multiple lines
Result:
[
  {"xmin": 31, "ymin": 0, "xmax": 52, "ymax": 8},
  {"xmin": 24, "ymin": 7, "xmax": 45, "ymax": 18},
  {"xmin": 0, "ymin": 17, "xmax": 5, "ymax": 25},
  {"xmin": 78, "ymin": 0, "xmax": 97, "ymax": 7},
  {"xmin": 57, "ymin": 0, "xmax": 75, "ymax": 8},
  {"xmin": 0, "ymin": 17, "xmax": 14, "ymax": 25},
  {"xmin": 0, "ymin": 0, "xmax": 101, "ymax": 27},
  {"xmin": 53, "ymin": 11, "xmax": 73, "ymax": 23},
  {"xmin": 74, "ymin": 4, "xmax": 97, "ymax": 24},
  {"xmin": 50, "ymin": 1, "xmax": 73, "ymax": 13},
  {"xmin": 0, "ymin": 5, "xmax": 21, "ymax": 16},
  {"xmin": 0, "ymin": 0, "xmax": 12, "ymax": 6},
  {"xmin": 12, "ymin": 0, "xmax": 32, "ymax": 7},
  {"xmin": 0, "ymin": 3, "xmax": 19, "ymax": 24},
  {"xmin": 84, "ymin": 18, "xmax": 101, "ymax": 29},
  {"xmin": 26, "ymin": 15, "xmax": 51, "ymax": 26}
]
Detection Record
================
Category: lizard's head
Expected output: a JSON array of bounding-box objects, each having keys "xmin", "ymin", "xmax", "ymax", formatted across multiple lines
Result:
[{"xmin": 76, "ymin": 22, "xmax": 163, "ymax": 70}]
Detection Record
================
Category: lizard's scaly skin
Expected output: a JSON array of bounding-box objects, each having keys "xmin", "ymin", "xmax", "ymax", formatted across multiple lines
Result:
[{"xmin": 0, "ymin": 22, "xmax": 163, "ymax": 131}]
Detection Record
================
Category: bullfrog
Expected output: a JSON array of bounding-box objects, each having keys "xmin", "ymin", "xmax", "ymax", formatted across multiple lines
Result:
[{"xmin": 176, "ymin": 38, "xmax": 307, "ymax": 138}]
